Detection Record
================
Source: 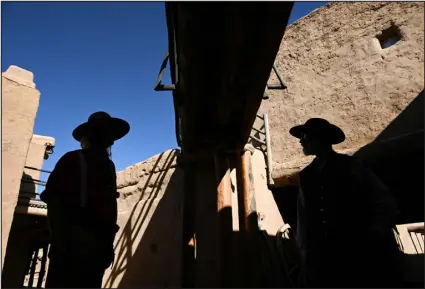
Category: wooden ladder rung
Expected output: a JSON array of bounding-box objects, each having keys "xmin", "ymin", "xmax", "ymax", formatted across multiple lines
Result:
[{"xmin": 250, "ymin": 135, "xmax": 266, "ymax": 145}]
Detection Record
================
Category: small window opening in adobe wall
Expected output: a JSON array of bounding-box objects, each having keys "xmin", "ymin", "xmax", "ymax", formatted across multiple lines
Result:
[{"xmin": 376, "ymin": 25, "xmax": 402, "ymax": 49}]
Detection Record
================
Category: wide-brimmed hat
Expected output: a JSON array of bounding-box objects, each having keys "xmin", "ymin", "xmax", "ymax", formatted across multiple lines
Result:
[
  {"xmin": 72, "ymin": 111, "xmax": 130, "ymax": 142},
  {"xmin": 289, "ymin": 118, "xmax": 345, "ymax": 145}
]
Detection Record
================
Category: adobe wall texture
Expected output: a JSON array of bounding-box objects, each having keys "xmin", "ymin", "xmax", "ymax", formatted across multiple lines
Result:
[
  {"xmin": 103, "ymin": 147, "xmax": 285, "ymax": 288},
  {"xmin": 259, "ymin": 2, "xmax": 424, "ymax": 169},
  {"xmin": 2, "ymin": 65, "xmax": 40, "ymax": 268},
  {"xmin": 103, "ymin": 149, "xmax": 183, "ymax": 288}
]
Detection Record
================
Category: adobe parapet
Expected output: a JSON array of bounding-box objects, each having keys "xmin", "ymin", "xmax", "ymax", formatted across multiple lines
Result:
[{"xmin": 2, "ymin": 65, "xmax": 36, "ymax": 89}]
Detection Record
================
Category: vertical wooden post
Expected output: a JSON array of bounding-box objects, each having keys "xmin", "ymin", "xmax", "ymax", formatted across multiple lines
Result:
[
  {"xmin": 181, "ymin": 153, "xmax": 196, "ymax": 288},
  {"xmin": 235, "ymin": 148, "xmax": 261, "ymax": 287},
  {"xmin": 215, "ymin": 152, "xmax": 233, "ymax": 287},
  {"xmin": 181, "ymin": 147, "xmax": 261, "ymax": 287},
  {"xmin": 182, "ymin": 150, "xmax": 227, "ymax": 287},
  {"xmin": 240, "ymin": 150, "xmax": 258, "ymax": 233}
]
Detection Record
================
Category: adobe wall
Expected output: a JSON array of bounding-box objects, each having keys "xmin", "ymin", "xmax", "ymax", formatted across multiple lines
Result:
[
  {"xmin": 249, "ymin": 149, "xmax": 285, "ymax": 235},
  {"xmin": 103, "ymin": 149, "xmax": 183, "ymax": 288},
  {"xmin": 2, "ymin": 65, "xmax": 40, "ymax": 268},
  {"xmin": 259, "ymin": 2, "xmax": 424, "ymax": 167}
]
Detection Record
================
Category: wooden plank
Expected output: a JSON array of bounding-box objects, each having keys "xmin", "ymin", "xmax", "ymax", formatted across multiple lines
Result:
[
  {"xmin": 397, "ymin": 226, "xmax": 417, "ymax": 254},
  {"xmin": 14, "ymin": 206, "xmax": 47, "ymax": 217},
  {"xmin": 404, "ymin": 222, "xmax": 424, "ymax": 232},
  {"xmin": 416, "ymin": 232, "xmax": 424, "ymax": 253},
  {"xmin": 410, "ymin": 232, "xmax": 421, "ymax": 253},
  {"xmin": 251, "ymin": 125, "xmax": 265, "ymax": 135},
  {"xmin": 249, "ymin": 135, "xmax": 266, "ymax": 145}
]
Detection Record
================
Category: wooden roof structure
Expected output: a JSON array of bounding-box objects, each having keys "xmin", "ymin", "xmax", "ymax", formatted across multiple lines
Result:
[{"xmin": 165, "ymin": 2, "xmax": 294, "ymax": 152}]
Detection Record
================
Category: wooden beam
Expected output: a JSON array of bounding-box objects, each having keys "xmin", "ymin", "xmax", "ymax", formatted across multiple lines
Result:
[
  {"xmin": 167, "ymin": 2, "xmax": 294, "ymax": 152},
  {"xmin": 214, "ymin": 152, "xmax": 233, "ymax": 287}
]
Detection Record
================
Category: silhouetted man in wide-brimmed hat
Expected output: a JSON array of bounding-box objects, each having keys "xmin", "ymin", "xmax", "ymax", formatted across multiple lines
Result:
[
  {"xmin": 290, "ymin": 118, "xmax": 402, "ymax": 288},
  {"xmin": 41, "ymin": 112, "xmax": 130, "ymax": 288}
]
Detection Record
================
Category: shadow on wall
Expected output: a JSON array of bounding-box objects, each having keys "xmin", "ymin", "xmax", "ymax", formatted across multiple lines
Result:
[
  {"xmin": 355, "ymin": 89, "xmax": 424, "ymax": 224},
  {"xmin": 104, "ymin": 150, "xmax": 185, "ymax": 288},
  {"xmin": 2, "ymin": 173, "xmax": 50, "ymax": 288},
  {"xmin": 354, "ymin": 89, "xmax": 425, "ymax": 287},
  {"xmin": 18, "ymin": 172, "xmax": 37, "ymax": 208},
  {"xmin": 271, "ymin": 185, "xmax": 298, "ymax": 233}
]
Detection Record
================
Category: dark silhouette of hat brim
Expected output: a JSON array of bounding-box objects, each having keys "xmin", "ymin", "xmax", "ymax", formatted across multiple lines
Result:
[
  {"xmin": 290, "ymin": 122, "xmax": 345, "ymax": 145},
  {"xmin": 72, "ymin": 117, "xmax": 130, "ymax": 142}
]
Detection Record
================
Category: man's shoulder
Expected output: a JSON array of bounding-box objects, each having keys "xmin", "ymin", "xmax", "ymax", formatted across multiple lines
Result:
[
  {"xmin": 335, "ymin": 152, "xmax": 354, "ymax": 160},
  {"xmin": 300, "ymin": 153, "xmax": 360, "ymax": 173},
  {"xmin": 56, "ymin": 149, "xmax": 83, "ymax": 165},
  {"xmin": 300, "ymin": 158, "xmax": 316, "ymax": 176},
  {"xmin": 66, "ymin": 149, "xmax": 83, "ymax": 155},
  {"xmin": 335, "ymin": 153, "xmax": 375, "ymax": 176},
  {"xmin": 335, "ymin": 153, "xmax": 362, "ymax": 166},
  {"xmin": 61, "ymin": 149, "xmax": 83, "ymax": 159}
]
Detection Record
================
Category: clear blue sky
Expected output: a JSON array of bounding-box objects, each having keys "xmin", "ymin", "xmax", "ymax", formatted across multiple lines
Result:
[{"xmin": 2, "ymin": 1, "xmax": 327, "ymax": 178}]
